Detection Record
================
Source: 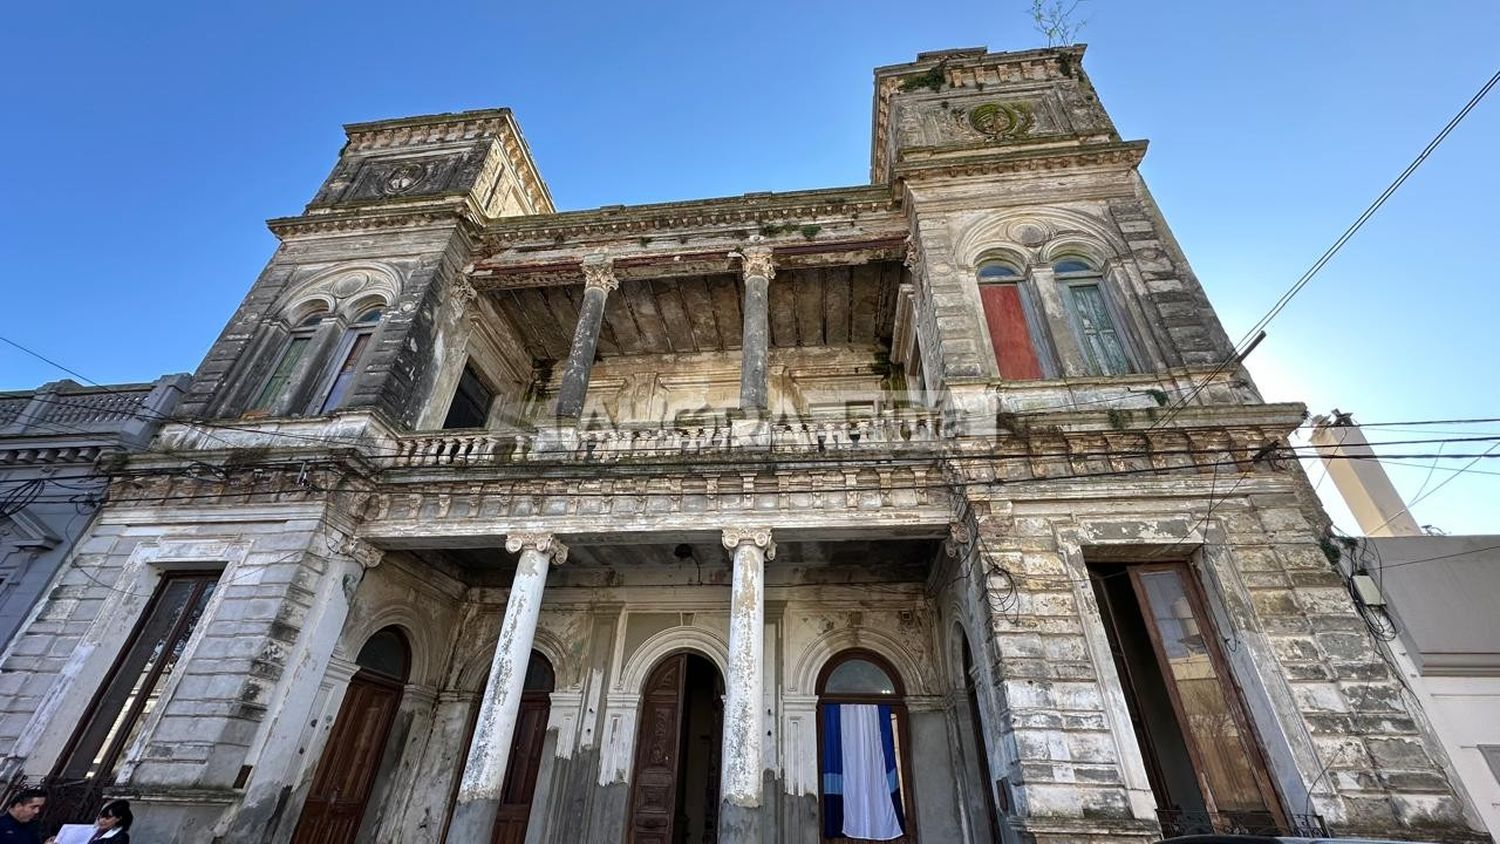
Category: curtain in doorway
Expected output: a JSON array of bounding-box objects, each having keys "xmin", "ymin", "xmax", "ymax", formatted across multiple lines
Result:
[{"xmin": 821, "ymin": 704, "xmax": 905, "ymax": 840}]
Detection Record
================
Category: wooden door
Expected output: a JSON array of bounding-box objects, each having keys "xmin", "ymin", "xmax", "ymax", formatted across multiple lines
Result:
[
  {"xmin": 291, "ymin": 672, "xmax": 403, "ymax": 844},
  {"xmin": 628, "ymin": 654, "xmax": 687, "ymax": 844},
  {"xmin": 491, "ymin": 692, "xmax": 552, "ymax": 844}
]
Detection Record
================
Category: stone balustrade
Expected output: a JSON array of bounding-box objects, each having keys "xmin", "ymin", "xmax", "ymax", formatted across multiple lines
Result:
[{"xmin": 389, "ymin": 410, "xmax": 949, "ymax": 468}]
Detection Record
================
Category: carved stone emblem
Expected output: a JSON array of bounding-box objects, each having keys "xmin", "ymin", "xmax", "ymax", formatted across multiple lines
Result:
[
  {"xmin": 966, "ymin": 102, "xmax": 1035, "ymax": 140},
  {"xmin": 383, "ymin": 162, "xmax": 427, "ymax": 195}
]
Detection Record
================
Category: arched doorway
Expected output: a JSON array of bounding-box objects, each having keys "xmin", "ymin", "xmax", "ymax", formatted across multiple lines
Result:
[
  {"xmin": 292, "ymin": 626, "xmax": 410, "ymax": 844},
  {"xmin": 440, "ymin": 650, "xmax": 557, "ymax": 844},
  {"xmin": 958, "ymin": 633, "xmax": 1002, "ymax": 840},
  {"xmin": 627, "ymin": 651, "xmax": 724, "ymax": 843},
  {"xmin": 492, "ymin": 652, "xmax": 555, "ymax": 843},
  {"xmin": 817, "ymin": 650, "xmax": 914, "ymax": 843}
]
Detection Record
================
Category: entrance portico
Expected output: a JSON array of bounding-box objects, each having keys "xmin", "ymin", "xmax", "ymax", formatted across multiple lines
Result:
[{"xmin": 344, "ymin": 513, "xmax": 990, "ymax": 844}]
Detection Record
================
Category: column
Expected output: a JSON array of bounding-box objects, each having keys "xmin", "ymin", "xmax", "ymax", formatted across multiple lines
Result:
[
  {"xmin": 555, "ymin": 255, "xmax": 617, "ymax": 421},
  {"xmin": 719, "ymin": 527, "xmax": 773, "ymax": 842},
  {"xmin": 448, "ymin": 532, "xmax": 567, "ymax": 841},
  {"xmin": 737, "ymin": 245, "xmax": 775, "ymax": 412}
]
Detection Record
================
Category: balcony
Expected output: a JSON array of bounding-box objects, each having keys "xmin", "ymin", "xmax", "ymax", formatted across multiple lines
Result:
[{"xmin": 390, "ymin": 407, "xmax": 948, "ymax": 468}]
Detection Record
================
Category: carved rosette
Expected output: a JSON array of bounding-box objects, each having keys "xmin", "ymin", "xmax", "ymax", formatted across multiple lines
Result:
[
  {"xmin": 581, "ymin": 255, "xmax": 619, "ymax": 293},
  {"xmin": 721, "ymin": 527, "xmax": 776, "ymax": 561},
  {"xmin": 739, "ymin": 246, "xmax": 775, "ymax": 282},
  {"xmin": 505, "ymin": 531, "xmax": 569, "ymax": 565}
]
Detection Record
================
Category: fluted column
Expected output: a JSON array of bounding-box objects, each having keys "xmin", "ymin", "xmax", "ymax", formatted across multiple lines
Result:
[
  {"xmin": 737, "ymin": 245, "xmax": 775, "ymax": 413},
  {"xmin": 555, "ymin": 255, "xmax": 617, "ymax": 421},
  {"xmin": 448, "ymin": 532, "xmax": 567, "ymax": 842},
  {"xmin": 719, "ymin": 527, "xmax": 774, "ymax": 842}
]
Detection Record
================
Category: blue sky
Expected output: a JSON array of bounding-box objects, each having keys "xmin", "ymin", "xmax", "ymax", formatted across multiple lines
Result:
[{"xmin": 1, "ymin": 1, "xmax": 1497, "ymax": 534}]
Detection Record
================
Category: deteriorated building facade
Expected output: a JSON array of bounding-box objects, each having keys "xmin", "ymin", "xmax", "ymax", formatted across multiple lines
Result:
[{"xmin": 0, "ymin": 46, "xmax": 1491, "ymax": 844}]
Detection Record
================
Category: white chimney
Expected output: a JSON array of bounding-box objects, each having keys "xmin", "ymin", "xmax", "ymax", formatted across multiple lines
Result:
[{"xmin": 1309, "ymin": 412, "xmax": 1422, "ymax": 537}]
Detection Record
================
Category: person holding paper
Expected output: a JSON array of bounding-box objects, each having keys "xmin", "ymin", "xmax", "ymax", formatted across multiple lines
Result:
[{"xmin": 52, "ymin": 800, "xmax": 130, "ymax": 844}]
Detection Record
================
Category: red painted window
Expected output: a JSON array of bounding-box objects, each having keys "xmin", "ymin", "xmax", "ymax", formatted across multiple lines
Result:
[{"xmin": 980, "ymin": 283, "xmax": 1043, "ymax": 380}]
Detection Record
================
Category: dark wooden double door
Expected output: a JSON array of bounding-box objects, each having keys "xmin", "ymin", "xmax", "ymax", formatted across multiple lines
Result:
[
  {"xmin": 292, "ymin": 671, "xmax": 403, "ymax": 844},
  {"xmin": 628, "ymin": 653, "xmax": 724, "ymax": 844}
]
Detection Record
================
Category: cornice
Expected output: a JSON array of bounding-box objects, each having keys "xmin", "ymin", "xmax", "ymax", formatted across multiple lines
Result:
[
  {"xmin": 476, "ymin": 185, "xmax": 900, "ymax": 249},
  {"xmin": 893, "ymin": 140, "xmax": 1147, "ymax": 183},
  {"xmin": 266, "ymin": 199, "xmax": 481, "ymax": 239}
]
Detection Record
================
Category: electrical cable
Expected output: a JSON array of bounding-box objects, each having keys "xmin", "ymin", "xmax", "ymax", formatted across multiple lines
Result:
[{"xmin": 1150, "ymin": 68, "xmax": 1500, "ymax": 433}]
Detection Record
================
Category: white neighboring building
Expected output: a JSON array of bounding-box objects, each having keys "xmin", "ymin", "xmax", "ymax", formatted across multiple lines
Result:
[{"xmin": 1313, "ymin": 416, "xmax": 1500, "ymax": 838}]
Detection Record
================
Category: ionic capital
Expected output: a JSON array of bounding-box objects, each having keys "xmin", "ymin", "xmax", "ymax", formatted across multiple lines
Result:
[
  {"xmin": 739, "ymin": 245, "xmax": 775, "ymax": 282},
  {"xmin": 722, "ymin": 527, "xmax": 776, "ymax": 560},
  {"xmin": 581, "ymin": 255, "xmax": 619, "ymax": 293},
  {"xmin": 505, "ymin": 531, "xmax": 569, "ymax": 565}
]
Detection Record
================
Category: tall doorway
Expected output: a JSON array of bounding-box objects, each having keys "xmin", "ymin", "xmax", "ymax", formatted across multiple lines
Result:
[
  {"xmin": 491, "ymin": 652, "xmax": 555, "ymax": 844},
  {"xmin": 628, "ymin": 652, "xmax": 724, "ymax": 844},
  {"xmin": 440, "ymin": 650, "xmax": 556, "ymax": 844},
  {"xmin": 292, "ymin": 626, "xmax": 410, "ymax": 844},
  {"xmin": 1089, "ymin": 561, "xmax": 1286, "ymax": 836}
]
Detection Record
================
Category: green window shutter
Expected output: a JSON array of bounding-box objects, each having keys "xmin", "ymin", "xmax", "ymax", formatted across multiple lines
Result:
[
  {"xmin": 1069, "ymin": 284, "xmax": 1131, "ymax": 375},
  {"xmin": 251, "ymin": 336, "xmax": 310, "ymax": 411}
]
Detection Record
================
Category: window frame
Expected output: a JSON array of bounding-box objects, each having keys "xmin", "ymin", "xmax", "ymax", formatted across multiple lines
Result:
[
  {"xmin": 245, "ymin": 313, "xmax": 327, "ymax": 417},
  {"xmin": 1090, "ymin": 560, "xmax": 1289, "ymax": 834},
  {"xmin": 52, "ymin": 570, "xmax": 221, "ymax": 784},
  {"xmin": 815, "ymin": 649, "xmax": 916, "ymax": 843},
  {"xmin": 975, "ymin": 258, "xmax": 1056, "ymax": 381},
  {"xmin": 1053, "ymin": 258, "xmax": 1137, "ymax": 376},
  {"xmin": 442, "ymin": 362, "xmax": 497, "ymax": 430},
  {"xmin": 310, "ymin": 307, "xmax": 383, "ymax": 415}
]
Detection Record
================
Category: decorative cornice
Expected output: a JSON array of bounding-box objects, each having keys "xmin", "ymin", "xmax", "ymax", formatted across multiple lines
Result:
[
  {"xmin": 505, "ymin": 531, "xmax": 569, "ymax": 565},
  {"xmin": 475, "ymin": 185, "xmax": 899, "ymax": 249},
  {"xmin": 722, "ymin": 527, "xmax": 776, "ymax": 560},
  {"xmin": 581, "ymin": 255, "xmax": 618, "ymax": 293},
  {"xmin": 267, "ymin": 200, "xmax": 480, "ymax": 239},
  {"xmin": 738, "ymin": 245, "xmax": 775, "ymax": 282},
  {"xmin": 894, "ymin": 141, "xmax": 1147, "ymax": 183}
]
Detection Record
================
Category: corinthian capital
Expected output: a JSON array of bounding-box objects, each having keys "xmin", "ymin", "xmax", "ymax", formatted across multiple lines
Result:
[
  {"xmin": 452, "ymin": 276, "xmax": 480, "ymax": 308},
  {"xmin": 333, "ymin": 536, "xmax": 385, "ymax": 570},
  {"xmin": 721, "ymin": 527, "xmax": 776, "ymax": 560},
  {"xmin": 739, "ymin": 245, "xmax": 775, "ymax": 282},
  {"xmin": 581, "ymin": 255, "xmax": 619, "ymax": 293},
  {"xmin": 505, "ymin": 531, "xmax": 569, "ymax": 565}
]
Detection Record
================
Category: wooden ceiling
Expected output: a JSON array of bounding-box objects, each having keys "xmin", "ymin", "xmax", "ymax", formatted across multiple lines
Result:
[{"xmin": 491, "ymin": 261, "xmax": 903, "ymax": 361}]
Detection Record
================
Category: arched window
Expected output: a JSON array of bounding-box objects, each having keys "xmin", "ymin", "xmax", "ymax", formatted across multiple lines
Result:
[
  {"xmin": 817, "ymin": 650, "xmax": 912, "ymax": 842},
  {"xmin": 976, "ymin": 259, "xmax": 1049, "ymax": 381},
  {"xmin": 355, "ymin": 626, "xmax": 411, "ymax": 682},
  {"xmin": 247, "ymin": 312, "xmax": 326, "ymax": 415},
  {"xmin": 317, "ymin": 307, "xmax": 383, "ymax": 413},
  {"xmin": 1053, "ymin": 258, "xmax": 1133, "ymax": 376}
]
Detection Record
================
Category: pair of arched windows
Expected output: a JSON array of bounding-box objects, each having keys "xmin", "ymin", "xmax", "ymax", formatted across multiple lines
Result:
[
  {"xmin": 977, "ymin": 256, "xmax": 1134, "ymax": 380},
  {"xmin": 247, "ymin": 306, "xmax": 384, "ymax": 416}
]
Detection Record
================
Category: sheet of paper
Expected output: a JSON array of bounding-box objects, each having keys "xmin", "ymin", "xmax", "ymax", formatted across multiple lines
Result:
[{"xmin": 55, "ymin": 824, "xmax": 96, "ymax": 844}]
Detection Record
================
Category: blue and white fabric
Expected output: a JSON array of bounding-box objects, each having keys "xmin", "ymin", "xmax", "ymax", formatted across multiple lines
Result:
[{"xmin": 821, "ymin": 703, "xmax": 905, "ymax": 840}]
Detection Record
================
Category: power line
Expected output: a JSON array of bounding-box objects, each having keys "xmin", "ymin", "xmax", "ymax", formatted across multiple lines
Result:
[{"xmin": 1150, "ymin": 67, "xmax": 1500, "ymax": 433}]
